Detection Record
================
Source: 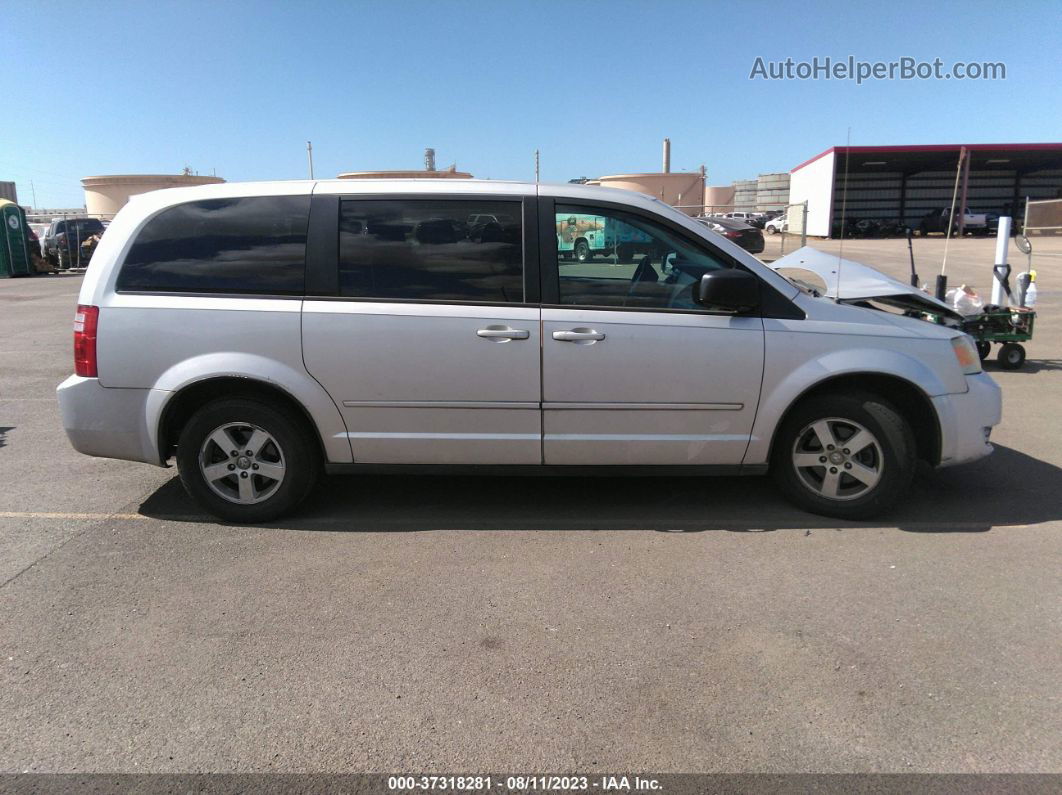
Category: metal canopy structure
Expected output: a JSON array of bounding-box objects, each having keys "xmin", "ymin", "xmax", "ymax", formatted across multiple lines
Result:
[{"xmin": 789, "ymin": 143, "xmax": 1062, "ymax": 237}]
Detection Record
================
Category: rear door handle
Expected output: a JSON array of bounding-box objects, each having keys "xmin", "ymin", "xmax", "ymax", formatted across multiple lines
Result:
[
  {"xmin": 552, "ymin": 329, "xmax": 606, "ymax": 342},
  {"xmin": 477, "ymin": 326, "xmax": 530, "ymax": 342}
]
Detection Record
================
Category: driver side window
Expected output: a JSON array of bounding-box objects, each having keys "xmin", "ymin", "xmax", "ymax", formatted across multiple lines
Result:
[{"xmin": 554, "ymin": 205, "xmax": 730, "ymax": 310}]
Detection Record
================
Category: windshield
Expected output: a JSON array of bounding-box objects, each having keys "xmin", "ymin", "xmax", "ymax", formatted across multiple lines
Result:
[{"xmin": 775, "ymin": 266, "xmax": 827, "ymax": 297}]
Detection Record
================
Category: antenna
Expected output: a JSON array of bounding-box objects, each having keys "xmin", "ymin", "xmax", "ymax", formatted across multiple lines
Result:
[
  {"xmin": 306, "ymin": 141, "xmax": 314, "ymax": 179},
  {"xmin": 535, "ymin": 149, "xmax": 540, "ymax": 183},
  {"xmin": 939, "ymin": 146, "xmax": 966, "ymax": 299},
  {"xmin": 836, "ymin": 127, "xmax": 851, "ymax": 300}
]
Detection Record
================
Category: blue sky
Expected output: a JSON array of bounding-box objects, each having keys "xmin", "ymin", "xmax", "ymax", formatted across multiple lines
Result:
[{"xmin": 3, "ymin": 0, "xmax": 1060, "ymax": 207}]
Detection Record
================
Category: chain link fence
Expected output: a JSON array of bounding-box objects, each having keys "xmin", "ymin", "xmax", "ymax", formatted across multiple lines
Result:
[
  {"xmin": 1023, "ymin": 198, "xmax": 1062, "ymax": 234},
  {"xmin": 26, "ymin": 210, "xmax": 116, "ymax": 271},
  {"xmin": 776, "ymin": 201, "xmax": 809, "ymax": 255}
]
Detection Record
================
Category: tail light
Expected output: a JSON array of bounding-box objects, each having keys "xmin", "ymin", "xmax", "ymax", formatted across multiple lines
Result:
[{"xmin": 73, "ymin": 305, "xmax": 99, "ymax": 377}]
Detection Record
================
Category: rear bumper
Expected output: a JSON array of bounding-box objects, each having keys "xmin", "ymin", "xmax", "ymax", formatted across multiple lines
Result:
[
  {"xmin": 933, "ymin": 372, "xmax": 1002, "ymax": 467},
  {"xmin": 56, "ymin": 375, "xmax": 164, "ymax": 466},
  {"xmin": 741, "ymin": 236, "xmax": 766, "ymax": 254}
]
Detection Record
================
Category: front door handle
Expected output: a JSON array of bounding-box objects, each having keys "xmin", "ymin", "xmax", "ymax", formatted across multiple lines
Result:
[
  {"xmin": 477, "ymin": 326, "xmax": 530, "ymax": 342},
  {"xmin": 552, "ymin": 329, "xmax": 606, "ymax": 342}
]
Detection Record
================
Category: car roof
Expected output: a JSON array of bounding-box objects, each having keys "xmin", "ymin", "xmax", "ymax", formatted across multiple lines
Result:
[{"xmin": 123, "ymin": 178, "xmax": 680, "ymax": 212}]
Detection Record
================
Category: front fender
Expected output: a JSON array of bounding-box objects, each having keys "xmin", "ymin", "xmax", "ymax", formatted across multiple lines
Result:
[
  {"xmin": 744, "ymin": 343, "xmax": 956, "ymax": 466},
  {"xmin": 146, "ymin": 353, "xmax": 353, "ymax": 464}
]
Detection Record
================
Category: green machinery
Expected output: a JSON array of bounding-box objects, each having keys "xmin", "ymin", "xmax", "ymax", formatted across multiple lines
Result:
[{"xmin": 962, "ymin": 309, "xmax": 1035, "ymax": 370}]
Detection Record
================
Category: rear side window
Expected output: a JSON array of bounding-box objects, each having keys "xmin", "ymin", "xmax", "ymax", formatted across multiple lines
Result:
[
  {"xmin": 117, "ymin": 196, "xmax": 310, "ymax": 294},
  {"xmin": 338, "ymin": 199, "xmax": 523, "ymax": 303}
]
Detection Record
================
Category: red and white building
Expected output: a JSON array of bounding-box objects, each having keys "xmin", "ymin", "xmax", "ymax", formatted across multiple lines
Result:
[{"xmin": 788, "ymin": 143, "xmax": 1062, "ymax": 237}]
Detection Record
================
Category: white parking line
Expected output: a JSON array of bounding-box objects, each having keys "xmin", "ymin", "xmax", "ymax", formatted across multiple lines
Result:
[
  {"xmin": 0, "ymin": 511, "xmax": 1035, "ymax": 531},
  {"xmin": 0, "ymin": 511, "xmax": 212, "ymax": 521},
  {"xmin": 0, "ymin": 511, "xmax": 148, "ymax": 520}
]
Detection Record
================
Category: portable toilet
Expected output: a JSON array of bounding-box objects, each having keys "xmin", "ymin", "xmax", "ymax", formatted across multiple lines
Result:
[{"xmin": 0, "ymin": 200, "xmax": 33, "ymax": 277}]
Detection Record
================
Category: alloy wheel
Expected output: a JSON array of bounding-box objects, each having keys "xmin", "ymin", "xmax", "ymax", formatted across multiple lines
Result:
[
  {"xmin": 198, "ymin": 422, "xmax": 286, "ymax": 505},
  {"xmin": 791, "ymin": 417, "xmax": 884, "ymax": 501}
]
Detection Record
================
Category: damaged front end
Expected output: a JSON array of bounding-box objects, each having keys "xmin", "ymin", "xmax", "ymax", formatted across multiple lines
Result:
[{"xmin": 770, "ymin": 246, "xmax": 964, "ymax": 326}]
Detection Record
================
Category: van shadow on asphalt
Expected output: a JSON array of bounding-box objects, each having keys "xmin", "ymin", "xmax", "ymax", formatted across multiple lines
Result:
[
  {"xmin": 136, "ymin": 444, "xmax": 1062, "ymax": 534},
  {"xmin": 981, "ymin": 358, "xmax": 1062, "ymax": 374}
]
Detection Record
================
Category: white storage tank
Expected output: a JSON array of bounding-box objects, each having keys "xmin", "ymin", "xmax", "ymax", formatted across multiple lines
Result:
[{"xmin": 81, "ymin": 174, "xmax": 225, "ymax": 218}]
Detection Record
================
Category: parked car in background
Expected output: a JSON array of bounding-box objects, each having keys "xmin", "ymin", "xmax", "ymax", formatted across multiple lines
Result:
[
  {"xmin": 697, "ymin": 216, "xmax": 765, "ymax": 254},
  {"xmin": 917, "ymin": 207, "xmax": 995, "ymax": 236},
  {"xmin": 43, "ymin": 217, "xmax": 105, "ymax": 269},
  {"xmin": 58, "ymin": 180, "xmax": 1000, "ymax": 524},
  {"xmin": 765, "ymin": 216, "xmax": 788, "ymax": 235}
]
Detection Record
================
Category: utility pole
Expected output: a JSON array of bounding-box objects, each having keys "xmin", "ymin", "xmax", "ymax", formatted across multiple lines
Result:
[
  {"xmin": 535, "ymin": 149, "xmax": 540, "ymax": 183},
  {"xmin": 957, "ymin": 146, "xmax": 971, "ymax": 236},
  {"xmin": 306, "ymin": 141, "xmax": 314, "ymax": 179},
  {"xmin": 30, "ymin": 180, "xmax": 38, "ymax": 209}
]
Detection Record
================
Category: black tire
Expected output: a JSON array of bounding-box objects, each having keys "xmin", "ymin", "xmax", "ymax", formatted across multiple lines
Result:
[
  {"xmin": 574, "ymin": 239, "xmax": 591, "ymax": 262},
  {"xmin": 771, "ymin": 392, "xmax": 916, "ymax": 520},
  {"xmin": 976, "ymin": 341, "xmax": 991, "ymax": 361},
  {"xmin": 176, "ymin": 398, "xmax": 319, "ymax": 523},
  {"xmin": 766, "ymin": 225, "xmax": 778, "ymax": 235},
  {"xmin": 616, "ymin": 243, "xmax": 633, "ymax": 262},
  {"xmin": 997, "ymin": 342, "xmax": 1026, "ymax": 370}
]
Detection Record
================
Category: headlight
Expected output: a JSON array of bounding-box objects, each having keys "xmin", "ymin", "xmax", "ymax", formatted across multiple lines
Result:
[{"xmin": 951, "ymin": 335, "xmax": 982, "ymax": 375}]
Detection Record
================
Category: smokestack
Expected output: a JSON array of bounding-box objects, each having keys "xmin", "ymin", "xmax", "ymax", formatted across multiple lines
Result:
[
  {"xmin": 662, "ymin": 138, "xmax": 671, "ymax": 173},
  {"xmin": 424, "ymin": 148, "xmax": 436, "ymax": 172}
]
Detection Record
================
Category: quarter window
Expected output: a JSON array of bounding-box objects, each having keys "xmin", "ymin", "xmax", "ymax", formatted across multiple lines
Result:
[
  {"xmin": 554, "ymin": 204, "xmax": 730, "ymax": 310},
  {"xmin": 338, "ymin": 199, "xmax": 523, "ymax": 303},
  {"xmin": 117, "ymin": 195, "xmax": 310, "ymax": 294}
]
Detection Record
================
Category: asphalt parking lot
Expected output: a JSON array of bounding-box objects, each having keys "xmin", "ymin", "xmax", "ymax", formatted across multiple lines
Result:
[{"xmin": 1, "ymin": 237, "xmax": 1060, "ymax": 774}]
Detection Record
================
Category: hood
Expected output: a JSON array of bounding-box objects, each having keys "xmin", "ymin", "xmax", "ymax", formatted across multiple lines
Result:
[{"xmin": 771, "ymin": 246, "xmax": 963, "ymax": 323}]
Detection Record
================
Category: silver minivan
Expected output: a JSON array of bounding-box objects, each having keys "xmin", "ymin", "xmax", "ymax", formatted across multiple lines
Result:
[{"xmin": 57, "ymin": 180, "xmax": 1001, "ymax": 522}]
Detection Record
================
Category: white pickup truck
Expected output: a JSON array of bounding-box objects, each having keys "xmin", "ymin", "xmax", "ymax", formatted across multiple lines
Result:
[{"xmin": 918, "ymin": 207, "xmax": 995, "ymax": 236}]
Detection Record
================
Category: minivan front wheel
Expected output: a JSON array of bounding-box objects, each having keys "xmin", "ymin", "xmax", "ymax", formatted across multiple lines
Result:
[
  {"xmin": 771, "ymin": 393, "xmax": 916, "ymax": 520},
  {"xmin": 177, "ymin": 398, "xmax": 318, "ymax": 523}
]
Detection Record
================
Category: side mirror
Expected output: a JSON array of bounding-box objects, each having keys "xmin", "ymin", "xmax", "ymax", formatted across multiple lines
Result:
[{"xmin": 696, "ymin": 269, "xmax": 760, "ymax": 313}]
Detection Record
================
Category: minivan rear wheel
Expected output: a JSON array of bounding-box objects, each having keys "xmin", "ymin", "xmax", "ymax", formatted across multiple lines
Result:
[
  {"xmin": 771, "ymin": 393, "xmax": 916, "ymax": 520},
  {"xmin": 177, "ymin": 398, "xmax": 319, "ymax": 523}
]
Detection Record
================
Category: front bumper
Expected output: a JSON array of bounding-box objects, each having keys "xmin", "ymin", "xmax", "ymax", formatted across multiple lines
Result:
[
  {"xmin": 56, "ymin": 375, "xmax": 163, "ymax": 465},
  {"xmin": 932, "ymin": 372, "xmax": 1002, "ymax": 467}
]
